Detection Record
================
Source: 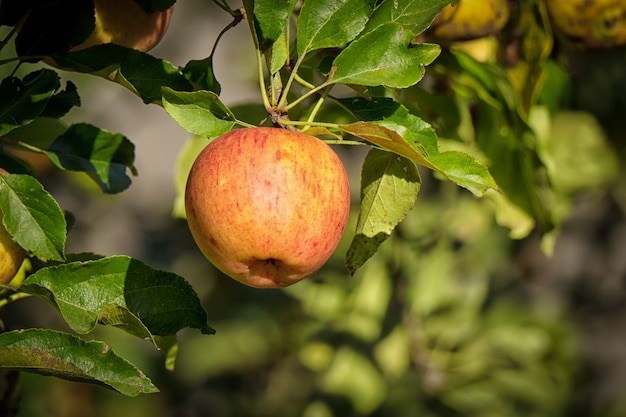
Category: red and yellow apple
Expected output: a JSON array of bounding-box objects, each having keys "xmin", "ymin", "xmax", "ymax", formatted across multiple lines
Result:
[
  {"xmin": 71, "ymin": 0, "xmax": 174, "ymax": 53},
  {"xmin": 184, "ymin": 127, "xmax": 351, "ymax": 288},
  {"xmin": 0, "ymin": 169, "xmax": 27, "ymax": 286}
]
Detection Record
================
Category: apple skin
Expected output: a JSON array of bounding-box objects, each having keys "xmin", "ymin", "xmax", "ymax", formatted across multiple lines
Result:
[
  {"xmin": 185, "ymin": 128, "xmax": 351, "ymax": 288},
  {"xmin": 75, "ymin": 0, "xmax": 174, "ymax": 53},
  {"xmin": 431, "ymin": 0, "xmax": 510, "ymax": 41},
  {"xmin": 0, "ymin": 170, "xmax": 27, "ymax": 286}
]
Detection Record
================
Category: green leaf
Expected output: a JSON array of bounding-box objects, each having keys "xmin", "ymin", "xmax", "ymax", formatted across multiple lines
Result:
[
  {"xmin": 331, "ymin": 23, "xmax": 440, "ymax": 88},
  {"xmin": 44, "ymin": 123, "xmax": 137, "ymax": 194},
  {"xmin": 40, "ymin": 81, "xmax": 81, "ymax": 119},
  {"xmin": 252, "ymin": 0, "xmax": 298, "ymax": 50},
  {"xmin": 427, "ymin": 151, "xmax": 498, "ymax": 196},
  {"xmin": 0, "ymin": 70, "xmax": 60, "ymax": 136},
  {"xmin": 339, "ymin": 97, "xmax": 439, "ymax": 155},
  {"xmin": 0, "ymin": 329, "xmax": 158, "ymax": 396},
  {"xmin": 50, "ymin": 44, "xmax": 193, "ymax": 104},
  {"xmin": 339, "ymin": 121, "xmax": 497, "ymax": 196},
  {"xmin": 339, "ymin": 121, "xmax": 435, "ymax": 168},
  {"xmin": 346, "ymin": 149, "xmax": 420, "ymax": 274},
  {"xmin": 297, "ymin": 0, "xmax": 376, "ymax": 57},
  {"xmin": 21, "ymin": 255, "xmax": 214, "ymax": 339},
  {"xmin": 364, "ymin": 0, "xmax": 452, "ymax": 36},
  {"xmin": 162, "ymin": 87, "xmax": 236, "ymax": 138},
  {"xmin": 182, "ymin": 58, "xmax": 221, "ymax": 94},
  {"xmin": 0, "ymin": 173, "xmax": 66, "ymax": 262}
]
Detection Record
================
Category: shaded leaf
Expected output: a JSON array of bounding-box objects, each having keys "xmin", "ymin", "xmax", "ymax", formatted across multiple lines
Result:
[
  {"xmin": 0, "ymin": 173, "xmax": 66, "ymax": 262},
  {"xmin": 182, "ymin": 58, "xmax": 221, "ymax": 94},
  {"xmin": 332, "ymin": 23, "xmax": 440, "ymax": 88},
  {"xmin": 21, "ymin": 255, "xmax": 214, "ymax": 338},
  {"xmin": 346, "ymin": 149, "xmax": 420, "ymax": 273},
  {"xmin": 45, "ymin": 123, "xmax": 137, "ymax": 194},
  {"xmin": 40, "ymin": 81, "xmax": 81, "ymax": 119},
  {"xmin": 0, "ymin": 70, "xmax": 60, "ymax": 136},
  {"xmin": 297, "ymin": 0, "xmax": 375, "ymax": 56},
  {"xmin": 162, "ymin": 87, "xmax": 236, "ymax": 138},
  {"xmin": 0, "ymin": 329, "xmax": 158, "ymax": 396},
  {"xmin": 50, "ymin": 44, "xmax": 193, "ymax": 104}
]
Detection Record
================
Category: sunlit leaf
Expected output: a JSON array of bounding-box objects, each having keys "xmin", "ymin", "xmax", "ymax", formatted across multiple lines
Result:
[
  {"xmin": 251, "ymin": 0, "xmax": 298, "ymax": 49},
  {"xmin": 0, "ymin": 329, "xmax": 158, "ymax": 396},
  {"xmin": 346, "ymin": 149, "xmax": 420, "ymax": 273},
  {"xmin": 297, "ymin": 0, "xmax": 375, "ymax": 56},
  {"xmin": 162, "ymin": 87, "xmax": 236, "ymax": 138},
  {"xmin": 365, "ymin": 0, "xmax": 452, "ymax": 35},
  {"xmin": 45, "ymin": 123, "xmax": 137, "ymax": 194},
  {"xmin": 331, "ymin": 23, "xmax": 440, "ymax": 88},
  {"xmin": 21, "ymin": 255, "xmax": 215, "ymax": 338},
  {"xmin": 0, "ymin": 173, "xmax": 66, "ymax": 262}
]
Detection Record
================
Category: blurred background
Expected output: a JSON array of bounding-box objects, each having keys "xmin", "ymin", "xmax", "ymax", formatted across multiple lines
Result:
[{"xmin": 2, "ymin": 0, "xmax": 626, "ymax": 416}]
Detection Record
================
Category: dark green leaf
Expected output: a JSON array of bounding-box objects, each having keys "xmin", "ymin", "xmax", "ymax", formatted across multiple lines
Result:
[
  {"xmin": 0, "ymin": 70, "xmax": 60, "ymax": 136},
  {"xmin": 297, "ymin": 0, "xmax": 376, "ymax": 57},
  {"xmin": 364, "ymin": 0, "xmax": 452, "ymax": 36},
  {"xmin": 331, "ymin": 23, "xmax": 440, "ymax": 88},
  {"xmin": 346, "ymin": 148, "xmax": 420, "ymax": 274},
  {"xmin": 21, "ymin": 255, "xmax": 214, "ymax": 338},
  {"xmin": 182, "ymin": 58, "xmax": 221, "ymax": 94},
  {"xmin": 162, "ymin": 87, "xmax": 236, "ymax": 138},
  {"xmin": 45, "ymin": 123, "xmax": 136, "ymax": 194},
  {"xmin": 15, "ymin": 0, "xmax": 95, "ymax": 59},
  {"xmin": 0, "ymin": 173, "xmax": 66, "ymax": 262},
  {"xmin": 3, "ymin": 117, "xmax": 67, "ymax": 151},
  {"xmin": 40, "ymin": 81, "xmax": 81, "ymax": 119},
  {"xmin": 0, "ymin": 329, "xmax": 158, "ymax": 396},
  {"xmin": 50, "ymin": 44, "xmax": 193, "ymax": 104}
]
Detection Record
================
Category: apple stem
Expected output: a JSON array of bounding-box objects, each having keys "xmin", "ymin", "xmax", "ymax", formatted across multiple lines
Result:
[{"xmin": 255, "ymin": 48, "xmax": 272, "ymax": 113}]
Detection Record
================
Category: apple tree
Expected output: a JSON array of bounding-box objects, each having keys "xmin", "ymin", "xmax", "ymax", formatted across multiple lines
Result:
[{"xmin": 0, "ymin": 0, "xmax": 623, "ymax": 415}]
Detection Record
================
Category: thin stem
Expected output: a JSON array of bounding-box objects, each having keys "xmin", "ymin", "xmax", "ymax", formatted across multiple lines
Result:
[
  {"xmin": 0, "ymin": 292, "xmax": 30, "ymax": 309},
  {"xmin": 276, "ymin": 53, "xmax": 306, "ymax": 110},
  {"xmin": 211, "ymin": 0, "xmax": 238, "ymax": 16},
  {"xmin": 321, "ymin": 139, "xmax": 367, "ymax": 146},
  {"xmin": 283, "ymin": 81, "xmax": 331, "ymax": 112},
  {"xmin": 278, "ymin": 119, "xmax": 339, "ymax": 129},
  {"xmin": 293, "ymin": 72, "xmax": 315, "ymax": 90},
  {"xmin": 255, "ymin": 48, "xmax": 271, "ymax": 112}
]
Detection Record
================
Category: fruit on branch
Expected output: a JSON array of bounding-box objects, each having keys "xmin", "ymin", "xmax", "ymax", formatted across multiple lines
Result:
[
  {"xmin": 430, "ymin": 0, "xmax": 510, "ymax": 41},
  {"xmin": 185, "ymin": 128, "xmax": 351, "ymax": 288},
  {"xmin": 73, "ymin": 0, "xmax": 174, "ymax": 52},
  {"xmin": 0, "ymin": 170, "xmax": 27, "ymax": 286},
  {"xmin": 546, "ymin": 0, "xmax": 626, "ymax": 47}
]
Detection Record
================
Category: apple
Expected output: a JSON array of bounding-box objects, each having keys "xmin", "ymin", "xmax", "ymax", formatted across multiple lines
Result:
[
  {"xmin": 546, "ymin": 0, "xmax": 626, "ymax": 48},
  {"xmin": 430, "ymin": 0, "xmax": 510, "ymax": 41},
  {"xmin": 184, "ymin": 127, "xmax": 351, "ymax": 288},
  {"xmin": 0, "ymin": 170, "xmax": 27, "ymax": 286},
  {"xmin": 72, "ymin": 0, "xmax": 174, "ymax": 53}
]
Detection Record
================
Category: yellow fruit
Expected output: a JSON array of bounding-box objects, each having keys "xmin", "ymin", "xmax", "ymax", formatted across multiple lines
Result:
[
  {"xmin": 546, "ymin": 0, "xmax": 626, "ymax": 47},
  {"xmin": 75, "ymin": 0, "xmax": 174, "ymax": 52},
  {"xmin": 185, "ymin": 128, "xmax": 351, "ymax": 288},
  {"xmin": 431, "ymin": 0, "xmax": 510, "ymax": 41}
]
